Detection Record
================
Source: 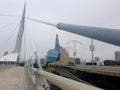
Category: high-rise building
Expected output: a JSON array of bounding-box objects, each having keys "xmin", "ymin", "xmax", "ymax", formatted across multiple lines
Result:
[{"xmin": 115, "ymin": 51, "xmax": 120, "ymax": 61}]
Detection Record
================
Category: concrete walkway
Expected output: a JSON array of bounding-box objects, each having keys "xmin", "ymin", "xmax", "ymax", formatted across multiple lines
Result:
[{"xmin": 0, "ymin": 66, "xmax": 26, "ymax": 90}]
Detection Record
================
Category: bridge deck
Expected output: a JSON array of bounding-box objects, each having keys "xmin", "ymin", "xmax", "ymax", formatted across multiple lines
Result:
[
  {"xmin": 67, "ymin": 65, "xmax": 120, "ymax": 77},
  {"xmin": 0, "ymin": 66, "xmax": 26, "ymax": 90}
]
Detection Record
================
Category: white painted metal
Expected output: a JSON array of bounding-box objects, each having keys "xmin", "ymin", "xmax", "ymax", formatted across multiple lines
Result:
[
  {"xmin": 34, "ymin": 51, "xmax": 50, "ymax": 90},
  {"xmin": 29, "ymin": 67, "xmax": 103, "ymax": 90},
  {"xmin": 27, "ymin": 18, "xmax": 120, "ymax": 46},
  {"xmin": 13, "ymin": 3, "xmax": 26, "ymax": 53}
]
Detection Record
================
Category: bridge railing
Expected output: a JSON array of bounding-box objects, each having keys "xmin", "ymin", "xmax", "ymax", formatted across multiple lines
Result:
[{"xmin": 25, "ymin": 66, "xmax": 103, "ymax": 90}]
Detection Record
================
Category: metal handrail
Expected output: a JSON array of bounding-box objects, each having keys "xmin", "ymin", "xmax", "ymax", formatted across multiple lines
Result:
[{"xmin": 29, "ymin": 67, "xmax": 103, "ymax": 90}]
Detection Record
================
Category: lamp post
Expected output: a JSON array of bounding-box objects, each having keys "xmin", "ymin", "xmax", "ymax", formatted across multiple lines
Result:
[
  {"xmin": 65, "ymin": 46, "xmax": 73, "ymax": 56},
  {"xmin": 90, "ymin": 38, "xmax": 95, "ymax": 66},
  {"xmin": 67, "ymin": 40, "xmax": 81, "ymax": 58}
]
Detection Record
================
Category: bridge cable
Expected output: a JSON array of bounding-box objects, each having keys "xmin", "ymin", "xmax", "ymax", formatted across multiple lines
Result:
[
  {"xmin": 25, "ymin": 26, "xmax": 37, "ymax": 66},
  {"xmin": 27, "ymin": 27, "xmax": 34, "ymax": 58},
  {"xmin": 0, "ymin": 13, "xmax": 19, "ymax": 18},
  {"xmin": 0, "ymin": 23, "xmax": 20, "ymax": 55},
  {"xmin": 27, "ymin": 26, "xmax": 50, "ymax": 89},
  {"xmin": 26, "ymin": 17, "xmax": 57, "ymax": 27},
  {"xmin": 0, "ymin": 22, "xmax": 15, "ymax": 31}
]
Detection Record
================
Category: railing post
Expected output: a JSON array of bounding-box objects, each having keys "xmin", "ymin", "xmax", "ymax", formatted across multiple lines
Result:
[
  {"xmin": 30, "ymin": 67, "xmax": 34, "ymax": 75},
  {"xmin": 35, "ymin": 51, "xmax": 50, "ymax": 90},
  {"xmin": 35, "ymin": 70, "xmax": 44, "ymax": 90},
  {"xmin": 43, "ymin": 77, "xmax": 50, "ymax": 90}
]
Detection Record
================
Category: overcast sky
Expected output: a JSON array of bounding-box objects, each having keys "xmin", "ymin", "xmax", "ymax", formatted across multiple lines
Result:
[{"xmin": 0, "ymin": 0, "xmax": 120, "ymax": 61}]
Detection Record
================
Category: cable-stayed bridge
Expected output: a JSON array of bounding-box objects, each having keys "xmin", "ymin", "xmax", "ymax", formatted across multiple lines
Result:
[{"xmin": 0, "ymin": 2, "xmax": 120, "ymax": 90}]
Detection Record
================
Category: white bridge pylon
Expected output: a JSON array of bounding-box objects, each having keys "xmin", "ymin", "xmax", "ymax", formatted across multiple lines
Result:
[{"xmin": 0, "ymin": 3, "xmax": 26, "ymax": 62}]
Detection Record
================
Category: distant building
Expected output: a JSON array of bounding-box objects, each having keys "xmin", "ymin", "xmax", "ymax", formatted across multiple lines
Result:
[
  {"xmin": 81, "ymin": 60, "xmax": 86, "ymax": 65},
  {"xmin": 95, "ymin": 57, "xmax": 100, "ymax": 62},
  {"xmin": 87, "ymin": 57, "xmax": 104, "ymax": 66},
  {"xmin": 75, "ymin": 58, "xmax": 81, "ymax": 64},
  {"xmin": 94, "ymin": 57, "xmax": 104, "ymax": 66},
  {"xmin": 115, "ymin": 51, "xmax": 120, "ymax": 61},
  {"xmin": 3, "ymin": 51, "xmax": 8, "ymax": 56},
  {"xmin": 46, "ymin": 34, "xmax": 74, "ymax": 65},
  {"xmin": 58, "ymin": 47, "xmax": 74, "ymax": 65},
  {"xmin": 46, "ymin": 34, "xmax": 60, "ymax": 63},
  {"xmin": 40, "ymin": 58, "xmax": 46, "ymax": 64},
  {"xmin": 55, "ymin": 34, "xmax": 60, "ymax": 50}
]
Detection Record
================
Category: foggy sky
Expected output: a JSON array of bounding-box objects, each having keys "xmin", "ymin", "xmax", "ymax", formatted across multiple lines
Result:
[{"xmin": 0, "ymin": 0, "xmax": 120, "ymax": 61}]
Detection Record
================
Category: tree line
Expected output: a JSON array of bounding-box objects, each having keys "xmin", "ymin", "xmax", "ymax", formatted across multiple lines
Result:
[{"xmin": 104, "ymin": 60, "xmax": 120, "ymax": 66}]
